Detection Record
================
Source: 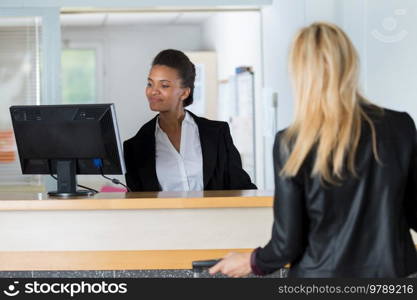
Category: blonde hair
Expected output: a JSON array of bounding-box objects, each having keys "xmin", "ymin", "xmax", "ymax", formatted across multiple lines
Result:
[{"xmin": 282, "ymin": 22, "xmax": 380, "ymax": 184}]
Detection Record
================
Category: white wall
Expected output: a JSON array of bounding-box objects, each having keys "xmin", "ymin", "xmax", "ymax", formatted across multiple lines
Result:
[
  {"xmin": 261, "ymin": 0, "xmax": 342, "ymax": 131},
  {"xmin": 304, "ymin": 0, "xmax": 339, "ymax": 24},
  {"xmin": 201, "ymin": 11, "xmax": 264, "ymax": 187},
  {"xmin": 260, "ymin": 0, "xmax": 306, "ymax": 189},
  {"xmin": 340, "ymin": 0, "xmax": 417, "ymax": 123},
  {"xmin": 61, "ymin": 24, "xmax": 204, "ymax": 143},
  {"xmin": 262, "ymin": 0, "xmax": 417, "ymax": 128},
  {"xmin": 202, "ymin": 12, "xmax": 261, "ymax": 82}
]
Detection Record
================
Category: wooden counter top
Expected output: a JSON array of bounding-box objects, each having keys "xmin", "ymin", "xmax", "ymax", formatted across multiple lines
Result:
[
  {"xmin": 0, "ymin": 190, "xmax": 274, "ymax": 211},
  {"xmin": 0, "ymin": 249, "xmax": 255, "ymax": 271}
]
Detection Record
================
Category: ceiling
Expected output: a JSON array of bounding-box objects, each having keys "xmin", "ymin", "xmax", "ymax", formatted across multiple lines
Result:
[{"xmin": 60, "ymin": 12, "xmax": 216, "ymax": 27}]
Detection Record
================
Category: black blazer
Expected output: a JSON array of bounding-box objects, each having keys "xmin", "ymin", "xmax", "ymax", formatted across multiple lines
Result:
[
  {"xmin": 123, "ymin": 111, "xmax": 256, "ymax": 191},
  {"xmin": 254, "ymin": 106, "xmax": 417, "ymax": 277}
]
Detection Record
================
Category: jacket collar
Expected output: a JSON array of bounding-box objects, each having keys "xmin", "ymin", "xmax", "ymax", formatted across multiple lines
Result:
[
  {"xmin": 138, "ymin": 110, "xmax": 219, "ymax": 189},
  {"xmin": 186, "ymin": 110, "xmax": 218, "ymax": 188},
  {"xmin": 137, "ymin": 115, "xmax": 160, "ymax": 190}
]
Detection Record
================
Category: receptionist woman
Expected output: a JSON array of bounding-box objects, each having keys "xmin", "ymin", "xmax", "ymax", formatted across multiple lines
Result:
[{"xmin": 124, "ymin": 49, "xmax": 256, "ymax": 192}]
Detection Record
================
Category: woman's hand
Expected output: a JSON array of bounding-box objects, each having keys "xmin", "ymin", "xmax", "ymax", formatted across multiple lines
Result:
[{"xmin": 208, "ymin": 252, "xmax": 252, "ymax": 278}]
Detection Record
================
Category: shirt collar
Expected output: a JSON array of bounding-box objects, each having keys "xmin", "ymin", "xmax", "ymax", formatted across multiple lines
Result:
[{"xmin": 155, "ymin": 111, "xmax": 194, "ymax": 135}]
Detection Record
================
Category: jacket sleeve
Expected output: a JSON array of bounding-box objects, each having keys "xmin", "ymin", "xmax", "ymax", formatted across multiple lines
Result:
[
  {"xmin": 123, "ymin": 140, "xmax": 142, "ymax": 192},
  {"xmin": 254, "ymin": 132, "xmax": 307, "ymax": 274},
  {"xmin": 405, "ymin": 114, "xmax": 417, "ymax": 232},
  {"xmin": 223, "ymin": 123, "xmax": 257, "ymax": 190}
]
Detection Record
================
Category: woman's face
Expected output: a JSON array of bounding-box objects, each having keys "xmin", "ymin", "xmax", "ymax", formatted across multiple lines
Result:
[{"xmin": 146, "ymin": 64, "xmax": 189, "ymax": 112}]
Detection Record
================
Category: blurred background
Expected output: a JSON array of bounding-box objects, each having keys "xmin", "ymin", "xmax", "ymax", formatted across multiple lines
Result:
[{"xmin": 0, "ymin": 0, "xmax": 416, "ymax": 192}]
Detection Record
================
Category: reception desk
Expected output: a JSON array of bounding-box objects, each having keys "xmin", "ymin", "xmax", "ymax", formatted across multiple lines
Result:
[
  {"xmin": 0, "ymin": 190, "xmax": 275, "ymax": 275},
  {"xmin": 0, "ymin": 190, "xmax": 415, "ymax": 278}
]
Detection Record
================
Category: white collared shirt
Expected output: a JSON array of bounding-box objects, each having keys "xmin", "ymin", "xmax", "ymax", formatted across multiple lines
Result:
[{"xmin": 155, "ymin": 112, "xmax": 204, "ymax": 191}]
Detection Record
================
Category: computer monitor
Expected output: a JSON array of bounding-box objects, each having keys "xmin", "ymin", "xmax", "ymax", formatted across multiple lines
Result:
[{"xmin": 9, "ymin": 103, "xmax": 126, "ymax": 197}]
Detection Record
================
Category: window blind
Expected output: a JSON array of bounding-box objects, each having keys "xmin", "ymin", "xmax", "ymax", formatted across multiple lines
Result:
[{"xmin": 0, "ymin": 17, "xmax": 42, "ymax": 185}]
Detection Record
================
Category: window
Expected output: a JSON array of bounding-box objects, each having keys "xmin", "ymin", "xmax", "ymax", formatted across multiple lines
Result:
[
  {"xmin": 0, "ymin": 16, "xmax": 42, "ymax": 186},
  {"xmin": 61, "ymin": 48, "xmax": 96, "ymax": 104}
]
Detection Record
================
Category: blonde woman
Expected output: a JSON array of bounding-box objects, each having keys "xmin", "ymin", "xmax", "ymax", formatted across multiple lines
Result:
[{"xmin": 210, "ymin": 22, "xmax": 417, "ymax": 277}]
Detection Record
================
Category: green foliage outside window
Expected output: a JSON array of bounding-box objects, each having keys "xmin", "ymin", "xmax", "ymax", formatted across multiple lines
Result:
[{"xmin": 62, "ymin": 49, "xmax": 96, "ymax": 104}]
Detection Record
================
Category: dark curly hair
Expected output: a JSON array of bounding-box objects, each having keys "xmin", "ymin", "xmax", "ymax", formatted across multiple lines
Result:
[{"xmin": 152, "ymin": 49, "xmax": 196, "ymax": 107}]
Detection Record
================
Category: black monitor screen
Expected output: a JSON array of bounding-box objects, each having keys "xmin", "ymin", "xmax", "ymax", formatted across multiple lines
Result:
[{"xmin": 10, "ymin": 103, "xmax": 125, "ymax": 177}]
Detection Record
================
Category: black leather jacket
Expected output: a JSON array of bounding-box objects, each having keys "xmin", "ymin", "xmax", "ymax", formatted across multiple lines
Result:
[{"xmin": 255, "ymin": 107, "xmax": 417, "ymax": 277}]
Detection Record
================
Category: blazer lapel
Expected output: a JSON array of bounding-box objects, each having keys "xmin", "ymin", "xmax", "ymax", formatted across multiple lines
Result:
[
  {"xmin": 136, "ymin": 117, "xmax": 160, "ymax": 190},
  {"xmin": 188, "ymin": 111, "xmax": 218, "ymax": 188}
]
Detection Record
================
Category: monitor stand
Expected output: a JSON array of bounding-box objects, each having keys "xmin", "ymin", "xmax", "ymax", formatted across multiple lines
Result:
[{"xmin": 48, "ymin": 160, "xmax": 96, "ymax": 198}]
